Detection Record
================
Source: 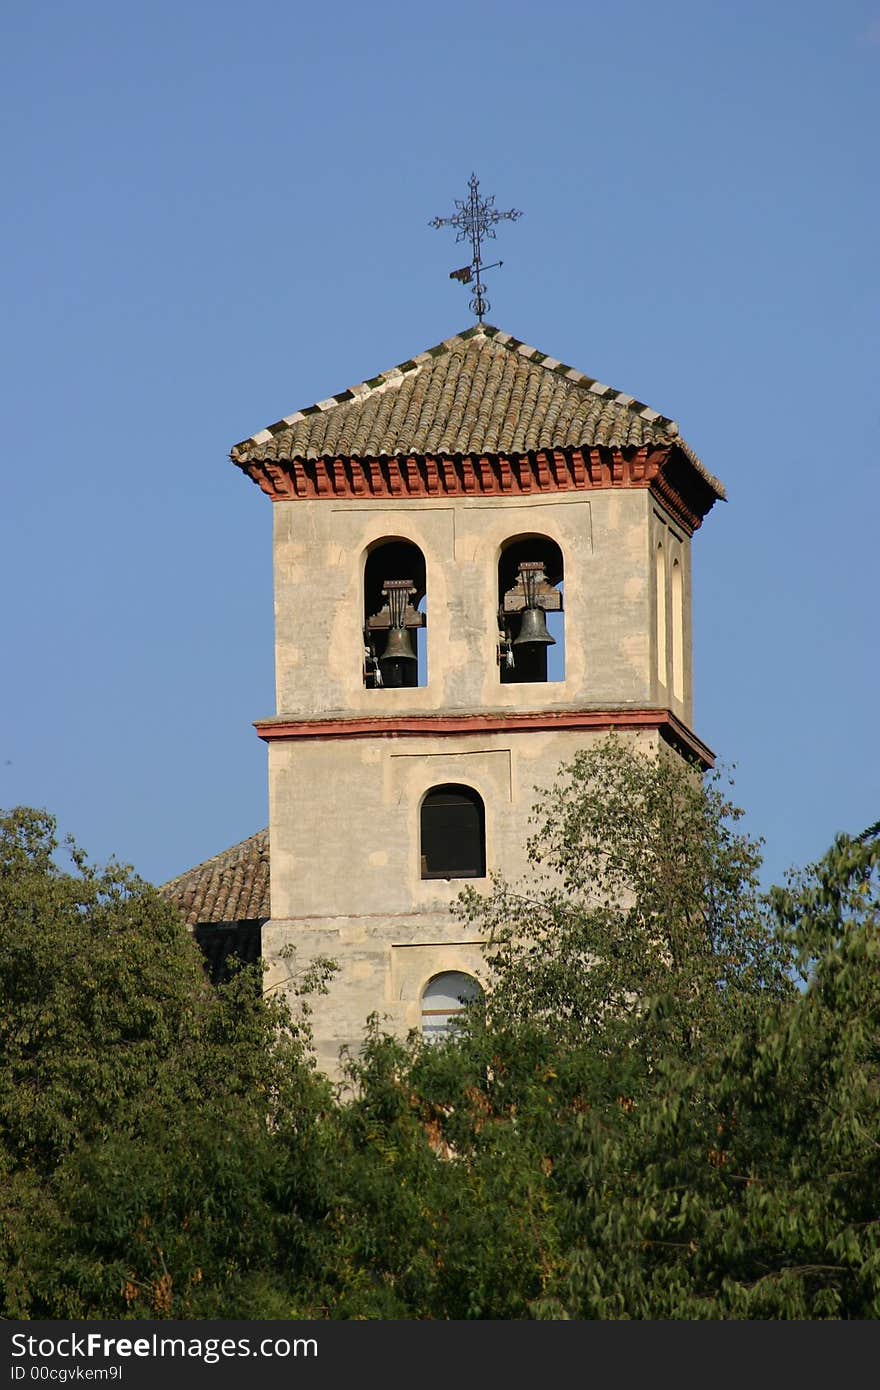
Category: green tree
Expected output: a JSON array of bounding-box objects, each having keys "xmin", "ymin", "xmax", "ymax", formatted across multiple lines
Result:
[
  {"xmin": 313, "ymin": 749, "xmax": 880, "ymax": 1319},
  {"xmin": 532, "ymin": 821, "xmax": 880, "ymax": 1318},
  {"xmin": 460, "ymin": 736, "xmax": 793, "ymax": 1063},
  {"xmin": 299, "ymin": 739, "xmax": 795, "ymax": 1318},
  {"xmin": 0, "ymin": 807, "xmax": 333, "ymax": 1318},
  {"xmin": 5, "ymin": 781, "xmax": 878, "ymax": 1319},
  {"xmin": 294, "ymin": 1020, "xmax": 570, "ymax": 1318}
]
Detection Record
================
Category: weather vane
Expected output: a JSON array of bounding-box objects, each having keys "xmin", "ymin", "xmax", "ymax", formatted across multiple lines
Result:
[{"xmin": 429, "ymin": 173, "xmax": 522, "ymax": 323}]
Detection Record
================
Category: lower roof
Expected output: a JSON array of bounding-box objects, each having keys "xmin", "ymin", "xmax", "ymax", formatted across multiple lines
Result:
[{"xmin": 160, "ymin": 828, "xmax": 270, "ymax": 929}]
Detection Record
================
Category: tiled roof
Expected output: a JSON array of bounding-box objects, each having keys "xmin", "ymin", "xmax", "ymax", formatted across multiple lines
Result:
[
  {"xmin": 160, "ymin": 829, "xmax": 270, "ymax": 929},
  {"xmin": 231, "ymin": 324, "xmax": 724, "ymax": 500}
]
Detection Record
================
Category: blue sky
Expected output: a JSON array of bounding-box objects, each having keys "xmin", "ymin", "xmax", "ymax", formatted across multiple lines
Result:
[{"xmin": 2, "ymin": 0, "xmax": 877, "ymax": 892}]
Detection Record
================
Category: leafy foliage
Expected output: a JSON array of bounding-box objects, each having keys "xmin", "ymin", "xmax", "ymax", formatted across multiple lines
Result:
[
  {"xmin": 2, "ymin": 768, "xmax": 878, "ymax": 1320},
  {"xmin": 308, "ymin": 749, "xmax": 879, "ymax": 1318},
  {"xmin": 0, "ymin": 808, "xmax": 332, "ymax": 1318},
  {"xmin": 459, "ymin": 737, "xmax": 793, "ymax": 1061}
]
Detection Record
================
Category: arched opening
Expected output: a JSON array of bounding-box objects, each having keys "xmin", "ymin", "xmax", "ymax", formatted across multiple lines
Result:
[
  {"xmin": 421, "ymin": 971, "xmax": 483, "ymax": 1041},
  {"xmin": 420, "ymin": 784, "xmax": 486, "ymax": 880},
  {"xmin": 416, "ymin": 592, "xmax": 428, "ymax": 688},
  {"xmin": 363, "ymin": 539, "xmax": 426, "ymax": 689},
  {"xmin": 498, "ymin": 536, "xmax": 564, "ymax": 684},
  {"xmin": 656, "ymin": 542, "xmax": 667, "ymax": 688},
  {"xmin": 671, "ymin": 558, "xmax": 683, "ymax": 702}
]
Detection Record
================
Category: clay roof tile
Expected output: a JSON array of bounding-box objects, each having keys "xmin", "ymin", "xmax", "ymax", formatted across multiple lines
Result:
[{"xmin": 230, "ymin": 325, "xmax": 725, "ymax": 501}]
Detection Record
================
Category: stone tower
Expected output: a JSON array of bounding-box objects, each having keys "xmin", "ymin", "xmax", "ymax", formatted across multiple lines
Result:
[{"xmin": 229, "ymin": 324, "xmax": 724, "ymax": 1073}]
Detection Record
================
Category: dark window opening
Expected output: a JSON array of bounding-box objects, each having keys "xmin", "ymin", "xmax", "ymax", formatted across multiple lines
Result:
[
  {"xmin": 498, "ymin": 536, "xmax": 564, "ymax": 684},
  {"xmin": 194, "ymin": 919, "xmax": 264, "ymax": 987},
  {"xmin": 420, "ymin": 784, "xmax": 486, "ymax": 879},
  {"xmin": 364, "ymin": 539, "xmax": 427, "ymax": 689}
]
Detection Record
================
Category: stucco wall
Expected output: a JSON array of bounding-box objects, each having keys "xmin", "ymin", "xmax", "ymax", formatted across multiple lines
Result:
[
  {"xmin": 266, "ymin": 726, "xmax": 662, "ymax": 1073},
  {"xmin": 270, "ymin": 488, "xmax": 691, "ymax": 718},
  {"xmin": 263, "ymin": 486, "xmax": 695, "ymax": 1074}
]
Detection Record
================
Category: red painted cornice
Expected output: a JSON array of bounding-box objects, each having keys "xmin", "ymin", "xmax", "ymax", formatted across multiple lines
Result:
[
  {"xmin": 254, "ymin": 707, "xmax": 714, "ymax": 768},
  {"xmin": 242, "ymin": 445, "xmax": 710, "ymax": 535}
]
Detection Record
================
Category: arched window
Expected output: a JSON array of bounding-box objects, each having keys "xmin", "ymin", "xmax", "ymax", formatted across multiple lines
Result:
[
  {"xmin": 498, "ymin": 536, "xmax": 564, "ymax": 684},
  {"xmin": 656, "ymin": 542, "xmax": 667, "ymax": 688},
  {"xmin": 363, "ymin": 539, "xmax": 426, "ymax": 689},
  {"xmin": 671, "ymin": 558, "xmax": 684, "ymax": 702},
  {"xmin": 421, "ymin": 971, "xmax": 483, "ymax": 1041},
  {"xmin": 420, "ymin": 784, "xmax": 486, "ymax": 879}
]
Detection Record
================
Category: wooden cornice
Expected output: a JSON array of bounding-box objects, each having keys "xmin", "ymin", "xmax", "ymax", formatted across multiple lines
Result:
[
  {"xmin": 255, "ymin": 707, "xmax": 715, "ymax": 769},
  {"xmin": 241, "ymin": 444, "xmax": 711, "ymax": 535}
]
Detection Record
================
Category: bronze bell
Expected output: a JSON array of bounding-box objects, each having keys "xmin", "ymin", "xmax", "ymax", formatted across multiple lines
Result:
[
  {"xmin": 381, "ymin": 625, "xmax": 418, "ymax": 664},
  {"xmin": 513, "ymin": 605, "xmax": 555, "ymax": 648}
]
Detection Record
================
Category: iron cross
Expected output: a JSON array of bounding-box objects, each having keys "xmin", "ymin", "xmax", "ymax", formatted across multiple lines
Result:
[{"xmin": 429, "ymin": 173, "xmax": 522, "ymax": 323}]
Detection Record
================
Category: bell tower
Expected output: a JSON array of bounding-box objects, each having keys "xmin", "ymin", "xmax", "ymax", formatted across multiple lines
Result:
[{"xmin": 231, "ymin": 325, "xmax": 724, "ymax": 1073}]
